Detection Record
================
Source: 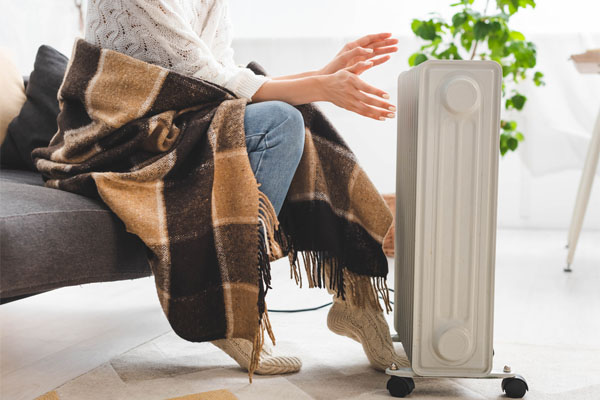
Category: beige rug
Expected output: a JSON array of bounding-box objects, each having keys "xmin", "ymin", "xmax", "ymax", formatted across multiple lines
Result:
[
  {"xmin": 35, "ymin": 231, "xmax": 600, "ymax": 399},
  {"xmin": 36, "ymin": 388, "xmax": 237, "ymax": 400},
  {"xmin": 42, "ymin": 312, "xmax": 600, "ymax": 400}
]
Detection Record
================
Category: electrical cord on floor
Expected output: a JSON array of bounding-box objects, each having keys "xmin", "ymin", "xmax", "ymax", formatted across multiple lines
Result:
[
  {"xmin": 267, "ymin": 288, "xmax": 395, "ymax": 313},
  {"xmin": 268, "ymin": 302, "xmax": 333, "ymax": 313}
]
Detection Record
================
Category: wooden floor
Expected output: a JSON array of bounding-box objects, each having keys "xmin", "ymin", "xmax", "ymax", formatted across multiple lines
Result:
[{"xmin": 1, "ymin": 229, "xmax": 599, "ymax": 400}]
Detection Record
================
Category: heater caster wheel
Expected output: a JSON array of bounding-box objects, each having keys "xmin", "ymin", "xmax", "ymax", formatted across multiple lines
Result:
[
  {"xmin": 502, "ymin": 375, "xmax": 528, "ymax": 398},
  {"xmin": 387, "ymin": 376, "xmax": 415, "ymax": 398}
]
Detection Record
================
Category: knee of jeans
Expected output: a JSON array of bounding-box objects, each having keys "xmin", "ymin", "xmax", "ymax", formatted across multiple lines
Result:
[
  {"xmin": 271, "ymin": 101, "xmax": 305, "ymax": 160},
  {"xmin": 284, "ymin": 104, "xmax": 306, "ymax": 156}
]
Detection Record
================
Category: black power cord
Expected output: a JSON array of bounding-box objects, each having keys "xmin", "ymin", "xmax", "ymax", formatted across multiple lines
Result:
[
  {"xmin": 267, "ymin": 288, "xmax": 395, "ymax": 313},
  {"xmin": 268, "ymin": 302, "xmax": 333, "ymax": 313}
]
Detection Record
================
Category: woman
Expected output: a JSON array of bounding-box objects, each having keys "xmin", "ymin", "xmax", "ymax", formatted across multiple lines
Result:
[{"xmin": 85, "ymin": 0, "xmax": 405, "ymax": 376}]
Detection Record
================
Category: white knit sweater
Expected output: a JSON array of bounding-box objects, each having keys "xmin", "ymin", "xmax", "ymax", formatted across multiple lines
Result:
[{"xmin": 84, "ymin": 0, "xmax": 269, "ymax": 99}]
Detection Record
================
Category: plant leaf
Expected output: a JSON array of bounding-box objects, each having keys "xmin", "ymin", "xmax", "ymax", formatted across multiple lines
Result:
[
  {"xmin": 414, "ymin": 20, "xmax": 439, "ymax": 40},
  {"xmin": 510, "ymin": 93, "xmax": 527, "ymax": 110},
  {"xmin": 533, "ymin": 71, "xmax": 545, "ymax": 86},
  {"xmin": 415, "ymin": 53, "xmax": 428, "ymax": 65},
  {"xmin": 452, "ymin": 11, "xmax": 468, "ymax": 27},
  {"xmin": 474, "ymin": 20, "xmax": 490, "ymax": 40},
  {"xmin": 509, "ymin": 30, "xmax": 525, "ymax": 40}
]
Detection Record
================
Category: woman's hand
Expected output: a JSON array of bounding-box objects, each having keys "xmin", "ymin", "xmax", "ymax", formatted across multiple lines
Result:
[
  {"xmin": 317, "ymin": 61, "xmax": 396, "ymax": 121},
  {"xmin": 320, "ymin": 33, "xmax": 398, "ymax": 76},
  {"xmin": 253, "ymin": 61, "xmax": 396, "ymax": 121},
  {"xmin": 253, "ymin": 33, "xmax": 398, "ymax": 120}
]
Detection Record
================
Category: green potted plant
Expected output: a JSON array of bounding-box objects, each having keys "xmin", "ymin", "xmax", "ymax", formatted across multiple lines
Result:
[{"xmin": 408, "ymin": 0, "xmax": 545, "ymax": 155}]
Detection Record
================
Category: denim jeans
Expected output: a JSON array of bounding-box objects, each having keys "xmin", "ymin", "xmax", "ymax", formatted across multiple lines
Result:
[{"xmin": 244, "ymin": 101, "xmax": 305, "ymax": 216}]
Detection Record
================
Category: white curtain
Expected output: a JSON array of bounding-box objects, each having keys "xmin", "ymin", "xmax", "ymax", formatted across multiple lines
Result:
[{"xmin": 513, "ymin": 35, "xmax": 600, "ymax": 177}]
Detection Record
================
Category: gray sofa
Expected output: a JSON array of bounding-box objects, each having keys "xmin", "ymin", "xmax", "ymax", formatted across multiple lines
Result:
[
  {"xmin": 0, "ymin": 52, "xmax": 153, "ymax": 303},
  {"xmin": 0, "ymin": 168, "xmax": 152, "ymax": 303}
]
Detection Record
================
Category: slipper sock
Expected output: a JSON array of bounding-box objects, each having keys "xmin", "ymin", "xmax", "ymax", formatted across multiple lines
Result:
[
  {"xmin": 327, "ymin": 300, "xmax": 410, "ymax": 371},
  {"xmin": 211, "ymin": 338, "xmax": 302, "ymax": 375}
]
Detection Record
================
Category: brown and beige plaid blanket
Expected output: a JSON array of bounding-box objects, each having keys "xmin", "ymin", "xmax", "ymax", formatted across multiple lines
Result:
[{"xmin": 32, "ymin": 39, "xmax": 393, "ymax": 379}]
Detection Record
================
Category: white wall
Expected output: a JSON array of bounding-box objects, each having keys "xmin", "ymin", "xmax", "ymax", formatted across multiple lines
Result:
[
  {"xmin": 0, "ymin": 1, "xmax": 83, "ymax": 73},
  {"xmin": 227, "ymin": 0, "xmax": 600, "ymax": 37},
  {"xmin": 1, "ymin": 0, "xmax": 599, "ymax": 230}
]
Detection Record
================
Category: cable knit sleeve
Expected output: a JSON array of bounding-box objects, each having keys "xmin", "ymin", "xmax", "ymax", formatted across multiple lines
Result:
[
  {"xmin": 85, "ymin": 0, "xmax": 268, "ymax": 100},
  {"xmin": 203, "ymin": 0, "xmax": 270, "ymax": 99}
]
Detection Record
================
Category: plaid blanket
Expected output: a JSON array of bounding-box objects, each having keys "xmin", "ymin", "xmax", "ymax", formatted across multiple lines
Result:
[{"xmin": 32, "ymin": 39, "xmax": 393, "ymax": 379}]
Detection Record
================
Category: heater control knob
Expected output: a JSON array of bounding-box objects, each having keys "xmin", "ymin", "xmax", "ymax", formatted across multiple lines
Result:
[
  {"xmin": 443, "ymin": 77, "xmax": 479, "ymax": 114},
  {"xmin": 435, "ymin": 327, "xmax": 472, "ymax": 362}
]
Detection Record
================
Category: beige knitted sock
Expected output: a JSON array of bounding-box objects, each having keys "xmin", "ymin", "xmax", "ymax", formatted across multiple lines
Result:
[
  {"xmin": 211, "ymin": 338, "xmax": 302, "ymax": 375},
  {"xmin": 327, "ymin": 300, "xmax": 409, "ymax": 371},
  {"xmin": 325, "ymin": 268, "xmax": 410, "ymax": 371}
]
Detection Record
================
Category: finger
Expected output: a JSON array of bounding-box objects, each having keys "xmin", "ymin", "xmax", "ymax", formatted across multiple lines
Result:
[
  {"xmin": 355, "ymin": 91, "xmax": 396, "ymax": 112},
  {"xmin": 371, "ymin": 46, "xmax": 398, "ymax": 57},
  {"xmin": 342, "ymin": 46, "xmax": 374, "ymax": 63},
  {"xmin": 350, "ymin": 102, "xmax": 394, "ymax": 121},
  {"xmin": 346, "ymin": 60, "xmax": 373, "ymax": 75},
  {"xmin": 353, "ymin": 77, "xmax": 389, "ymax": 99},
  {"xmin": 342, "ymin": 40, "xmax": 359, "ymax": 52},
  {"xmin": 344, "ymin": 33, "xmax": 390, "ymax": 52},
  {"xmin": 355, "ymin": 32, "xmax": 393, "ymax": 48},
  {"xmin": 362, "ymin": 47, "xmax": 397, "ymax": 64},
  {"xmin": 346, "ymin": 102, "xmax": 380, "ymax": 120},
  {"xmin": 366, "ymin": 38, "xmax": 399, "ymax": 50},
  {"xmin": 369, "ymin": 55, "xmax": 391, "ymax": 68}
]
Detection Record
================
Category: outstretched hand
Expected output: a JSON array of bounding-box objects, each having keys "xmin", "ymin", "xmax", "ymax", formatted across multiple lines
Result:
[
  {"xmin": 318, "ymin": 59, "xmax": 396, "ymax": 121},
  {"xmin": 320, "ymin": 33, "xmax": 398, "ymax": 76},
  {"xmin": 251, "ymin": 33, "xmax": 398, "ymax": 121}
]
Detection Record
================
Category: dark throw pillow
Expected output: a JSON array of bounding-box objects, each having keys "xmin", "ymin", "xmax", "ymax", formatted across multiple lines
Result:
[{"xmin": 0, "ymin": 45, "xmax": 68, "ymax": 171}]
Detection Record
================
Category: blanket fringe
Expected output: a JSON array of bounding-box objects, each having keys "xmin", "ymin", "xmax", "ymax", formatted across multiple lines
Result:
[
  {"xmin": 275, "ymin": 203, "xmax": 391, "ymax": 314},
  {"xmin": 249, "ymin": 183, "xmax": 392, "ymax": 381},
  {"xmin": 249, "ymin": 186, "xmax": 279, "ymax": 382},
  {"xmin": 258, "ymin": 190, "xmax": 281, "ymax": 258},
  {"xmin": 248, "ymin": 306, "xmax": 274, "ymax": 383},
  {"xmin": 286, "ymin": 244, "xmax": 392, "ymax": 314},
  {"xmin": 373, "ymin": 276, "xmax": 393, "ymax": 313}
]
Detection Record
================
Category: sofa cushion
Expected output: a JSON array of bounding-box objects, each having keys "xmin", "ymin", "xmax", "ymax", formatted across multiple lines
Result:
[
  {"xmin": 0, "ymin": 169, "xmax": 152, "ymax": 300},
  {"xmin": 0, "ymin": 45, "xmax": 68, "ymax": 171},
  {"xmin": 0, "ymin": 168, "xmax": 45, "ymax": 186},
  {"xmin": 0, "ymin": 48, "xmax": 27, "ymax": 147}
]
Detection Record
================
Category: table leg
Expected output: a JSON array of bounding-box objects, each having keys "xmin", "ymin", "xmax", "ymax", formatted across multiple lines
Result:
[{"xmin": 565, "ymin": 108, "xmax": 600, "ymax": 271}]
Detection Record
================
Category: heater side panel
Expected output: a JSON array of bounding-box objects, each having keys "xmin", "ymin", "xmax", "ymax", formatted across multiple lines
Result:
[{"xmin": 394, "ymin": 67, "xmax": 421, "ymax": 361}]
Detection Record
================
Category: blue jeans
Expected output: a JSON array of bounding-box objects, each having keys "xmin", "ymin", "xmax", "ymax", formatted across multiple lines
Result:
[{"xmin": 244, "ymin": 101, "xmax": 305, "ymax": 216}]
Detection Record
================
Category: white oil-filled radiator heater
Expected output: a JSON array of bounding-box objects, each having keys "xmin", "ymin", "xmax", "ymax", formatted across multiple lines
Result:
[{"xmin": 385, "ymin": 60, "xmax": 529, "ymax": 398}]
